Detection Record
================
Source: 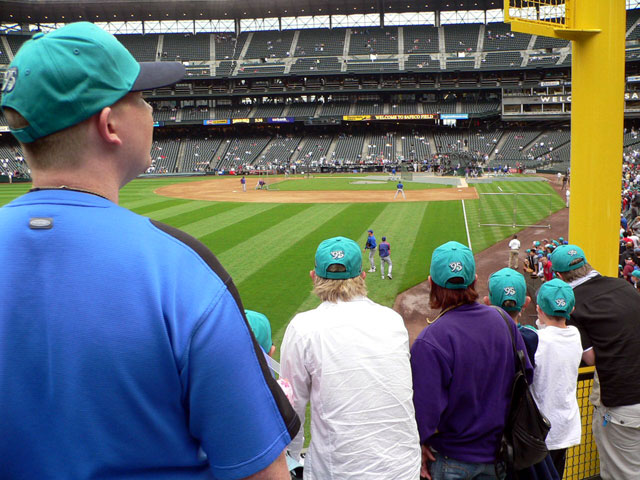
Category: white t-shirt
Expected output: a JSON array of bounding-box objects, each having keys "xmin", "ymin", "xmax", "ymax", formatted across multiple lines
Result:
[
  {"xmin": 531, "ymin": 325, "xmax": 583, "ymax": 450},
  {"xmin": 280, "ymin": 296, "xmax": 420, "ymax": 480},
  {"xmin": 509, "ymin": 239, "xmax": 521, "ymax": 250}
]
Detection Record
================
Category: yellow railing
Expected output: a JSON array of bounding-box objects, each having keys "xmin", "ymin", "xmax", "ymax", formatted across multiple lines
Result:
[
  {"xmin": 504, "ymin": 0, "xmax": 575, "ymax": 37},
  {"xmin": 564, "ymin": 366, "xmax": 599, "ymax": 480}
]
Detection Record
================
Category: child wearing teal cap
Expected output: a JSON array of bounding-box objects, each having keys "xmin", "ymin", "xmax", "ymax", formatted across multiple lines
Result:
[
  {"xmin": 533, "ymin": 279, "xmax": 583, "ymax": 478},
  {"xmin": 485, "ymin": 268, "xmax": 560, "ymax": 479}
]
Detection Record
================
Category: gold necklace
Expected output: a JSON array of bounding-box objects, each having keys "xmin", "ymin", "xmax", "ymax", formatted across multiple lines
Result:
[
  {"xmin": 426, "ymin": 303, "xmax": 464, "ymax": 325},
  {"xmin": 29, "ymin": 185, "xmax": 109, "ymax": 200}
]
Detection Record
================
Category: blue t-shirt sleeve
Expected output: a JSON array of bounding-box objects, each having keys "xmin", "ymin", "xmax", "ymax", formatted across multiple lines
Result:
[
  {"xmin": 185, "ymin": 289, "xmax": 294, "ymax": 479},
  {"xmin": 512, "ymin": 323, "xmax": 534, "ymax": 384},
  {"xmin": 518, "ymin": 325, "xmax": 539, "ymax": 368}
]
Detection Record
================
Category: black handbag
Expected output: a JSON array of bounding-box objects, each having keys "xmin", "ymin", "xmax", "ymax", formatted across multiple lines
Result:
[{"xmin": 493, "ymin": 307, "xmax": 551, "ymax": 473}]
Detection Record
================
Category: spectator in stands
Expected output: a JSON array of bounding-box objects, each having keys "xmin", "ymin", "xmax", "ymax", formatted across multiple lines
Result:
[
  {"xmin": 485, "ymin": 268, "xmax": 560, "ymax": 480},
  {"xmin": 532, "ymin": 279, "xmax": 583, "ymax": 478},
  {"xmin": 411, "ymin": 241, "xmax": 532, "ymax": 480},
  {"xmin": 0, "ymin": 23, "xmax": 298, "ymax": 479},
  {"xmin": 551, "ymin": 245, "xmax": 640, "ymax": 480},
  {"xmin": 280, "ymin": 236, "xmax": 421, "ymax": 479}
]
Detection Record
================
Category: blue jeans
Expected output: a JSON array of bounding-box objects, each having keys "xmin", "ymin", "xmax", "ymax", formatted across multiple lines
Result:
[{"xmin": 429, "ymin": 452, "xmax": 505, "ymax": 480}]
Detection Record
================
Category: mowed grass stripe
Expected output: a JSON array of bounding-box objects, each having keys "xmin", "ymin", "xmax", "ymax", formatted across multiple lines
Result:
[
  {"xmin": 363, "ymin": 202, "xmax": 429, "ymax": 306},
  {"xmin": 218, "ymin": 203, "xmax": 350, "ymax": 284},
  {"xmin": 181, "ymin": 203, "xmax": 280, "ymax": 238},
  {"xmin": 160, "ymin": 202, "xmax": 243, "ymax": 228},
  {"xmin": 199, "ymin": 204, "xmax": 315, "ymax": 257},
  {"xmin": 130, "ymin": 198, "xmax": 191, "ymax": 215},
  {"xmin": 405, "ymin": 201, "xmax": 467, "ymax": 283},
  {"xmin": 145, "ymin": 201, "xmax": 219, "ymax": 222},
  {"xmin": 235, "ymin": 203, "xmax": 384, "ymax": 336}
]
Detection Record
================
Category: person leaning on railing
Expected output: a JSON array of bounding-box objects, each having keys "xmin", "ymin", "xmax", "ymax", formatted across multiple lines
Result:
[{"xmin": 550, "ymin": 244, "xmax": 640, "ymax": 480}]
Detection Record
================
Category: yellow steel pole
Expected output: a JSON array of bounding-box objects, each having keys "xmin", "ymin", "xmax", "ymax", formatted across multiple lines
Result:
[{"xmin": 567, "ymin": 1, "xmax": 625, "ymax": 276}]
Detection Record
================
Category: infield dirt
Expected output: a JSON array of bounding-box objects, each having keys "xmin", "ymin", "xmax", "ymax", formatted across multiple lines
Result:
[{"xmin": 155, "ymin": 177, "xmax": 478, "ymax": 203}]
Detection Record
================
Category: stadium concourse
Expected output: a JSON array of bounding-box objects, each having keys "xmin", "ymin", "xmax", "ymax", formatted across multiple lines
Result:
[{"xmin": 395, "ymin": 173, "xmax": 569, "ymax": 345}]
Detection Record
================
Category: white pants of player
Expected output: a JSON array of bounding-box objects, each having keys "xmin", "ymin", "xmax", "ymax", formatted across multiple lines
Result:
[
  {"xmin": 368, "ymin": 249, "xmax": 376, "ymax": 271},
  {"xmin": 242, "ymin": 183, "xmax": 246, "ymax": 192},
  {"xmin": 394, "ymin": 189, "xmax": 406, "ymax": 199},
  {"xmin": 380, "ymin": 256, "xmax": 392, "ymax": 277},
  {"xmin": 592, "ymin": 403, "xmax": 640, "ymax": 480},
  {"xmin": 508, "ymin": 249, "xmax": 519, "ymax": 270}
]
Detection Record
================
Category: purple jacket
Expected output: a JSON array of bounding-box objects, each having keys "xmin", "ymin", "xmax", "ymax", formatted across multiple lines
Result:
[{"xmin": 411, "ymin": 302, "xmax": 533, "ymax": 463}]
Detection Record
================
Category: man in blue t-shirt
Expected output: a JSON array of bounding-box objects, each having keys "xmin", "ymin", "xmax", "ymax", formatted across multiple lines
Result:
[
  {"xmin": 0, "ymin": 23, "xmax": 299, "ymax": 480},
  {"xmin": 394, "ymin": 181, "xmax": 406, "ymax": 199}
]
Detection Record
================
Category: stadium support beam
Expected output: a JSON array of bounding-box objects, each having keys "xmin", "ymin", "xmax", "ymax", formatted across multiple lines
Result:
[{"xmin": 506, "ymin": 1, "xmax": 625, "ymax": 277}]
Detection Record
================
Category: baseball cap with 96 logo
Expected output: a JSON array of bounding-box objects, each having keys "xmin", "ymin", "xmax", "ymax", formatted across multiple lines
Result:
[
  {"xmin": 430, "ymin": 241, "xmax": 475, "ymax": 290},
  {"xmin": 550, "ymin": 244, "xmax": 587, "ymax": 273},
  {"xmin": 315, "ymin": 236, "xmax": 362, "ymax": 280},
  {"xmin": 537, "ymin": 278, "xmax": 575, "ymax": 320},
  {"xmin": 488, "ymin": 268, "xmax": 527, "ymax": 312}
]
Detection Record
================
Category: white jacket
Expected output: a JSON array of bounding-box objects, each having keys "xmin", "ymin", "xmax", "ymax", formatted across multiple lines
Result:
[{"xmin": 280, "ymin": 296, "xmax": 420, "ymax": 480}]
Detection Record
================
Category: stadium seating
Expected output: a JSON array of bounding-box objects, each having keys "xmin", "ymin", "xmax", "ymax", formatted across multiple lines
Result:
[
  {"xmin": 215, "ymin": 33, "xmax": 247, "ymax": 60},
  {"xmin": 468, "ymin": 130, "xmax": 502, "ymax": 156},
  {"xmin": 215, "ymin": 136, "xmax": 271, "ymax": 170},
  {"xmin": 434, "ymin": 131, "xmax": 466, "ymax": 154},
  {"xmin": 294, "ymin": 29, "xmax": 345, "ymax": 57},
  {"xmin": 444, "ymin": 24, "xmax": 480, "ymax": 53},
  {"xmin": 253, "ymin": 103, "xmax": 285, "ymax": 118},
  {"xmin": 286, "ymin": 102, "xmax": 318, "ymax": 118},
  {"xmin": 483, "ymin": 23, "xmax": 531, "ymax": 51},
  {"xmin": 405, "ymin": 55, "xmax": 440, "ymax": 71},
  {"xmin": 367, "ymin": 134, "xmax": 396, "ymax": 161},
  {"xmin": 162, "ymin": 34, "xmax": 210, "ymax": 62},
  {"xmin": 181, "ymin": 137, "xmax": 222, "ymax": 172},
  {"xmin": 333, "ymin": 134, "xmax": 365, "ymax": 163},
  {"xmin": 256, "ymin": 136, "xmax": 302, "ymax": 167},
  {"xmin": 348, "ymin": 27, "xmax": 398, "ymax": 55},
  {"xmin": 297, "ymin": 135, "xmax": 333, "ymax": 165},
  {"xmin": 354, "ymin": 101, "xmax": 384, "ymax": 115},
  {"xmin": 116, "ymin": 34, "xmax": 158, "ymax": 62},
  {"xmin": 149, "ymin": 139, "xmax": 180, "ymax": 173},
  {"xmin": 403, "ymin": 26, "xmax": 440, "ymax": 54},
  {"xmin": 5, "ymin": 34, "xmax": 30, "ymax": 57},
  {"xmin": 290, "ymin": 57, "xmax": 342, "ymax": 74},
  {"xmin": 321, "ymin": 102, "xmax": 351, "ymax": 117},
  {"xmin": 244, "ymin": 30, "xmax": 295, "ymax": 59},
  {"xmin": 401, "ymin": 133, "xmax": 432, "ymax": 161}
]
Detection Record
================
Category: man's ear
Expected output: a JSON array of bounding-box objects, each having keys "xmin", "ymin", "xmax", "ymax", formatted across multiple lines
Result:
[
  {"xmin": 523, "ymin": 296, "xmax": 532, "ymax": 309},
  {"xmin": 97, "ymin": 107, "xmax": 122, "ymax": 146},
  {"xmin": 482, "ymin": 296, "xmax": 491, "ymax": 306}
]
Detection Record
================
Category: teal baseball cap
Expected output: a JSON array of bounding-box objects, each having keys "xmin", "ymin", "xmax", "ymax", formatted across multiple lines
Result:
[
  {"xmin": 244, "ymin": 310, "xmax": 272, "ymax": 353},
  {"xmin": 488, "ymin": 268, "xmax": 527, "ymax": 312},
  {"xmin": 633, "ymin": 270, "xmax": 640, "ymax": 279},
  {"xmin": 1, "ymin": 22, "xmax": 185, "ymax": 143},
  {"xmin": 430, "ymin": 241, "xmax": 475, "ymax": 289},
  {"xmin": 550, "ymin": 244, "xmax": 587, "ymax": 273},
  {"xmin": 315, "ymin": 236, "xmax": 362, "ymax": 280},
  {"xmin": 537, "ymin": 278, "xmax": 575, "ymax": 320}
]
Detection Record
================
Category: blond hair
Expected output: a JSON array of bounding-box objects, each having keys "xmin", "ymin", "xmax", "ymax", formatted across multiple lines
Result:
[
  {"xmin": 313, "ymin": 264, "xmax": 367, "ymax": 302},
  {"xmin": 3, "ymin": 107, "xmax": 89, "ymax": 171}
]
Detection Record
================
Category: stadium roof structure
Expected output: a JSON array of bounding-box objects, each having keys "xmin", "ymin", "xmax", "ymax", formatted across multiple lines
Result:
[{"xmin": 1, "ymin": 0, "xmax": 507, "ymax": 24}]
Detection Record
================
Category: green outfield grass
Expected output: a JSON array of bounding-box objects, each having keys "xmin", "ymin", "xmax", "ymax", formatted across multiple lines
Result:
[
  {"xmin": 272, "ymin": 177, "xmax": 451, "ymax": 191},
  {"xmin": 0, "ymin": 175, "xmax": 563, "ymax": 352}
]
